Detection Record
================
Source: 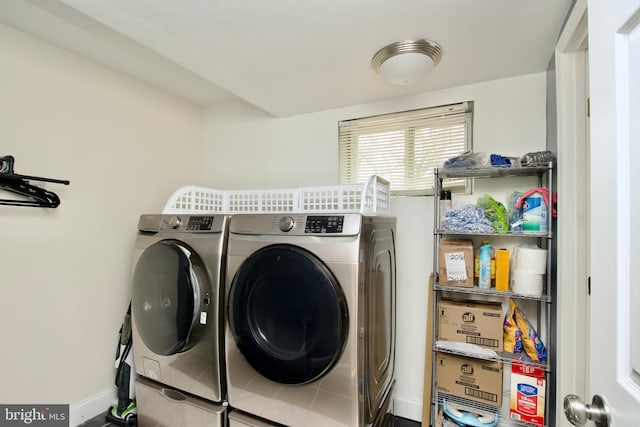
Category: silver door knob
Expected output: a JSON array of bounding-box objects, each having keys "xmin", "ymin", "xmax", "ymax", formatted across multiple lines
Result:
[{"xmin": 564, "ymin": 394, "xmax": 611, "ymax": 427}]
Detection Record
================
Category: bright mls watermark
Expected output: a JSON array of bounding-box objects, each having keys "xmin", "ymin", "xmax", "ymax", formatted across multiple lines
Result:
[{"xmin": 0, "ymin": 405, "xmax": 68, "ymax": 426}]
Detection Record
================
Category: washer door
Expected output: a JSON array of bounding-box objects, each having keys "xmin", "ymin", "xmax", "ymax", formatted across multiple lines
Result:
[
  {"xmin": 229, "ymin": 244, "xmax": 348, "ymax": 385},
  {"xmin": 132, "ymin": 239, "xmax": 207, "ymax": 356}
]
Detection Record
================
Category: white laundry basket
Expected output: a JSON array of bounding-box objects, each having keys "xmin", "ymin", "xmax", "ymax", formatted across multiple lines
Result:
[
  {"xmin": 162, "ymin": 186, "xmax": 226, "ymax": 214},
  {"xmin": 162, "ymin": 176, "xmax": 390, "ymax": 215},
  {"xmin": 299, "ymin": 175, "xmax": 390, "ymax": 214},
  {"xmin": 225, "ymin": 188, "xmax": 299, "ymax": 213}
]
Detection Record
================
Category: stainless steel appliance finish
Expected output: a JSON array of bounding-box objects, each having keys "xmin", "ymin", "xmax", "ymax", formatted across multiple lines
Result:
[
  {"xmin": 228, "ymin": 410, "xmax": 285, "ymax": 427},
  {"xmin": 225, "ymin": 213, "xmax": 396, "ymax": 427},
  {"xmin": 131, "ymin": 214, "xmax": 229, "ymax": 403},
  {"xmin": 135, "ymin": 376, "xmax": 227, "ymax": 427}
]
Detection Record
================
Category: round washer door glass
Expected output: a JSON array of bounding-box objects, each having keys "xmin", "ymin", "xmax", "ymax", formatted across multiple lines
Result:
[
  {"xmin": 229, "ymin": 244, "xmax": 348, "ymax": 385},
  {"xmin": 132, "ymin": 240, "xmax": 205, "ymax": 356}
]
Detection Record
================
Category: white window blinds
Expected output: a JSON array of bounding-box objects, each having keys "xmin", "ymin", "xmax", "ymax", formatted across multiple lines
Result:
[{"xmin": 339, "ymin": 102, "xmax": 472, "ymax": 195}]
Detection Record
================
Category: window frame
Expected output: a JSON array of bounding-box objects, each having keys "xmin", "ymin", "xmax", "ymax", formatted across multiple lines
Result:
[{"xmin": 339, "ymin": 102, "xmax": 473, "ymax": 196}]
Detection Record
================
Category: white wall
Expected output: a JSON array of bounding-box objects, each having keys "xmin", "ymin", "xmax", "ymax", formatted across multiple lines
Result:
[
  {"xmin": 202, "ymin": 73, "xmax": 547, "ymax": 421},
  {"xmin": 0, "ymin": 23, "xmax": 203, "ymax": 424}
]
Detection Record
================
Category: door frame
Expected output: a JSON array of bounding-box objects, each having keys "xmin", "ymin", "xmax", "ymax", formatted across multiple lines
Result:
[{"xmin": 554, "ymin": 0, "xmax": 590, "ymax": 425}]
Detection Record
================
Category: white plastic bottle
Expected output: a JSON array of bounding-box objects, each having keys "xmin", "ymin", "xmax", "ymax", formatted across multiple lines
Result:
[
  {"xmin": 478, "ymin": 243, "xmax": 492, "ymax": 289},
  {"xmin": 475, "ymin": 239, "xmax": 496, "ymax": 286}
]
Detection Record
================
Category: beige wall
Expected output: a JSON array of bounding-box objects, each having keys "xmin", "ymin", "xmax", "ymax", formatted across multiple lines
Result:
[
  {"xmin": 202, "ymin": 72, "xmax": 547, "ymax": 420},
  {"xmin": 0, "ymin": 22, "xmax": 203, "ymax": 420}
]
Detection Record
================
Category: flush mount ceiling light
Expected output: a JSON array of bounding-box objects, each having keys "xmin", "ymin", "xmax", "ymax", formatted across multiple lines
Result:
[{"xmin": 371, "ymin": 39, "xmax": 442, "ymax": 85}]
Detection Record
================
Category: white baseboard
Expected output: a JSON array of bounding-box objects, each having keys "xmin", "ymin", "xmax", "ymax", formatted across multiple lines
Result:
[
  {"xmin": 70, "ymin": 386, "xmax": 117, "ymax": 427},
  {"xmin": 393, "ymin": 395, "xmax": 423, "ymax": 423}
]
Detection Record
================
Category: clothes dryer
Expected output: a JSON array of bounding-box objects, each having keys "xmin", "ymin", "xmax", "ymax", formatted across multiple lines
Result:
[
  {"xmin": 131, "ymin": 214, "xmax": 228, "ymax": 403},
  {"xmin": 225, "ymin": 213, "xmax": 396, "ymax": 427}
]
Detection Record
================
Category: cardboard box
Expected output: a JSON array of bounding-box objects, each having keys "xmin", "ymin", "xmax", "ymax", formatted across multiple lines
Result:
[
  {"xmin": 438, "ymin": 299, "xmax": 504, "ymax": 351},
  {"xmin": 438, "ymin": 239, "xmax": 474, "ymax": 287},
  {"xmin": 510, "ymin": 363, "xmax": 546, "ymax": 425},
  {"xmin": 435, "ymin": 352, "xmax": 503, "ymax": 407}
]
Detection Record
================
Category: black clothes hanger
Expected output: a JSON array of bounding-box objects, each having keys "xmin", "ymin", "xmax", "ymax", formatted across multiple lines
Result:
[{"xmin": 0, "ymin": 155, "xmax": 70, "ymax": 208}]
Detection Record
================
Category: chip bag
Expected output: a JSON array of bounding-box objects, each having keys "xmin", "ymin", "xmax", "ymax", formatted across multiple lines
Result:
[
  {"xmin": 504, "ymin": 299, "xmax": 547, "ymax": 362},
  {"xmin": 503, "ymin": 299, "xmax": 523, "ymax": 354}
]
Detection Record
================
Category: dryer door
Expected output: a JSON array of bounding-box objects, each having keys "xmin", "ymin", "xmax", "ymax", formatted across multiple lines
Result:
[
  {"xmin": 229, "ymin": 244, "xmax": 348, "ymax": 385},
  {"xmin": 132, "ymin": 239, "xmax": 208, "ymax": 356}
]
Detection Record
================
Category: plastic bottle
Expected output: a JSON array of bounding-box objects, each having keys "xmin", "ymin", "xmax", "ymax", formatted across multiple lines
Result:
[
  {"xmin": 478, "ymin": 243, "xmax": 492, "ymax": 289},
  {"xmin": 474, "ymin": 240, "xmax": 495, "ymax": 286},
  {"xmin": 439, "ymin": 190, "xmax": 452, "ymax": 228},
  {"xmin": 474, "ymin": 246, "xmax": 480, "ymax": 285},
  {"xmin": 488, "ymin": 243, "xmax": 496, "ymax": 286}
]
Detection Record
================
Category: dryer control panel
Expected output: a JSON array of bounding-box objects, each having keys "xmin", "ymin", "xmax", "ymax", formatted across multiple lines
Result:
[{"xmin": 230, "ymin": 213, "xmax": 361, "ymax": 236}]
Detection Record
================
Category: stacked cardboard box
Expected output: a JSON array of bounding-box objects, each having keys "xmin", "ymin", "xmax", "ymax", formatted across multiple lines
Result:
[
  {"xmin": 438, "ymin": 299, "xmax": 504, "ymax": 351},
  {"xmin": 438, "ymin": 239, "xmax": 474, "ymax": 287},
  {"xmin": 435, "ymin": 352, "xmax": 503, "ymax": 407}
]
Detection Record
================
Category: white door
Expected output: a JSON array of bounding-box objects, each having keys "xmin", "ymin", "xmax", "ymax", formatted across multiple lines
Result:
[{"xmin": 570, "ymin": 0, "xmax": 640, "ymax": 424}]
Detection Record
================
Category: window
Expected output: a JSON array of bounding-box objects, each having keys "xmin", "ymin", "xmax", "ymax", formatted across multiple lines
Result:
[{"xmin": 339, "ymin": 102, "xmax": 472, "ymax": 196}]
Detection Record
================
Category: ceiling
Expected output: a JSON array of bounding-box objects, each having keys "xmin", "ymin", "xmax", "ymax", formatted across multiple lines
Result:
[{"xmin": 1, "ymin": 0, "xmax": 574, "ymax": 117}]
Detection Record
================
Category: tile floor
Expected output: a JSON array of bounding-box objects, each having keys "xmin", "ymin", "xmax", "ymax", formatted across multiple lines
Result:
[{"xmin": 79, "ymin": 411, "xmax": 421, "ymax": 427}]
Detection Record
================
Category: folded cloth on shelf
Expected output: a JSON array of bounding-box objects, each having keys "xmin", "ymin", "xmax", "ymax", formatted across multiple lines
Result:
[
  {"xmin": 489, "ymin": 153, "xmax": 512, "ymax": 167},
  {"xmin": 436, "ymin": 340, "xmax": 498, "ymax": 359},
  {"xmin": 443, "ymin": 151, "xmax": 484, "ymax": 168},
  {"xmin": 442, "ymin": 205, "xmax": 495, "ymax": 233}
]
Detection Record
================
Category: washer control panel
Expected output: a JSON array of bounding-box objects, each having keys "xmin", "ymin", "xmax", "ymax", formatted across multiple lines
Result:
[
  {"xmin": 139, "ymin": 214, "xmax": 223, "ymax": 233},
  {"xmin": 186, "ymin": 216, "xmax": 214, "ymax": 231},
  {"xmin": 305, "ymin": 216, "xmax": 344, "ymax": 234}
]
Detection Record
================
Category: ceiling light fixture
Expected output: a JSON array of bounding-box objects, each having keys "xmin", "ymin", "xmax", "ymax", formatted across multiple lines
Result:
[{"xmin": 371, "ymin": 39, "xmax": 442, "ymax": 85}]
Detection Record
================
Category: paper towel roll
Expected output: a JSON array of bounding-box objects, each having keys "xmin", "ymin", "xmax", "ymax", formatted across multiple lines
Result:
[
  {"xmin": 513, "ymin": 247, "xmax": 547, "ymax": 274},
  {"xmin": 511, "ymin": 270, "xmax": 544, "ymax": 296}
]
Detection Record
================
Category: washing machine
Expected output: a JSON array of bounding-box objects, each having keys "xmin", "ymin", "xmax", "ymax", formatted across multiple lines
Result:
[
  {"xmin": 131, "ymin": 214, "xmax": 229, "ymax": 404},
  {"xmin": 225, "ymin": 213, "xmax": 396, "ymax": 427}
]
